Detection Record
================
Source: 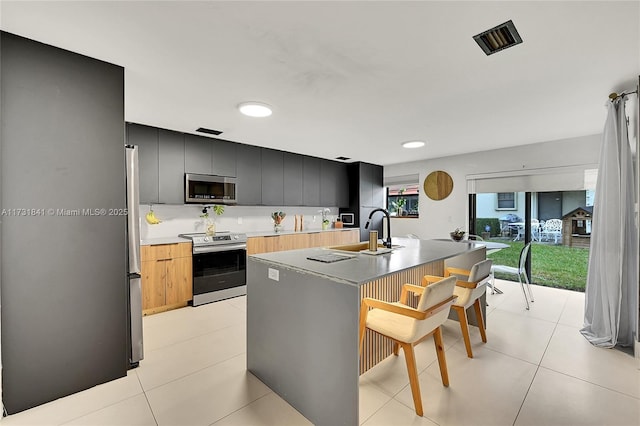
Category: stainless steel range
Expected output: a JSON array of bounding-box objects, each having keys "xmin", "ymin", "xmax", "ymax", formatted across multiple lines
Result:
[{"xmin": 179, "ymin": 232, "xmax": 247, "ymax": 306}]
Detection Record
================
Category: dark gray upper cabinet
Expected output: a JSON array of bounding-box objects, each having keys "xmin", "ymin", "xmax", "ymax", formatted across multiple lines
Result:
[
  {"xmin": 185, "ymin": 134, "xmax": 237, "ymax": 177},
  {"xmin": 236, "ymin": 144, "xmax": 262, "ymax": 205},
  {"xmin": 211, "ymin": 139, "xmax": 237, "ymax": 177},
  {"xmin": 320, "ymin": 160, "xmax": 337, "ymax": 207},
  {"xmin": 336, "ymin": 163, "xmax": 349, "ymax": 207},
  {"xmin": 283, "ymin": 152, "xmax": 304, "ymax": 206},
  {"xmin": 184, "ymin": 134, "xmax": 211, "ymax": 175},
  {"xmin": 127, "ymin": 123, "xmax": 159, "ymax": 204},
  {"xmin": 359, "ymin": 162, "xmax": 384, "ymax": 208},
  {"xmin": 370, "ymin": 164, "xmax": 384, "ymax": 207},
  {"xmin": 320, "ymin": 160, "xmax": 349, "ymax": 208},
  {"xmin": 303, "ymin": 156, "xmax": 321, "ymax": 206},
  {"xmin": 261, "ymin": 148, "xmax": 284, "ymax": 206},
  {"xmin": 158, "ymin": 129, "xmax": 185, "ymax": 204}
]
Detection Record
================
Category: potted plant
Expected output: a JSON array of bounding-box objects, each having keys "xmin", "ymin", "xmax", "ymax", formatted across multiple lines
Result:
[
  {"xmin": 320, "ymin": 208, "xmax": 331, "ymax": 230},
  {"xmin": 201, "ymin": 205, "xmax": 225, "ymax": 236},
  {"xmin": 450, "ymin": 227, "xmax": 465, "ymax": 241},
  {"xmin": 272, "ymin": 211, "xmax": 286, "ymax": 232},
  {"xmin": 392, "ymin": 198, "xmax": 407, "ymax": 216}
]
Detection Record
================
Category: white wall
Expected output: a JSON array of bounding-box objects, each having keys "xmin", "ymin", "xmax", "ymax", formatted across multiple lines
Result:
[
  {"xmin": 385, "ymin": 134, "xmax": 601, "ymax": 240},
  {"xmin": 140, "ymin": 204, "xmax": 340, "ymax": 240},
  {"xmin": 476, "ymin": 192, "xmax": 527, "ymax": 220}
]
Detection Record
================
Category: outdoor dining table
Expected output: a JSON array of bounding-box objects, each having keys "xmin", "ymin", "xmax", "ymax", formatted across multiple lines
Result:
[{"xmin": 508, "ymin": 222, "xmax": 542, "ymax": 241}]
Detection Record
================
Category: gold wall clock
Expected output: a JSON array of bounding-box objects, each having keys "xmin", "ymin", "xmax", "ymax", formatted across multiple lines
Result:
[{"xmin": 424, "ymin": 171, "xmax": 453, "ymax": 200}]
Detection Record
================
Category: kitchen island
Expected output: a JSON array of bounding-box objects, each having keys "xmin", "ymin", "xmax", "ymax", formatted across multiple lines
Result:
[{"xmin": 247, "ymin": 238, "xmax": 485, "ymax": 425}]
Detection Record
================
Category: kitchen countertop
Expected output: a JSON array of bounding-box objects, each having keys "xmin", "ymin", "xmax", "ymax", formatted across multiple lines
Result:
[
  {"xmin": 141, "ymin": 236, "xmax": 190, "ymax": 246},
  {"xmin": 244, "ymin": 227, "xmax": 357, "ymax": 238},
  {"xmin": 249, "ymin": 237, "xmax": 481, "ymax": 286},
  {"xmin": 141, "ymin": 227, "xmax": 357, "ymax": 246}
]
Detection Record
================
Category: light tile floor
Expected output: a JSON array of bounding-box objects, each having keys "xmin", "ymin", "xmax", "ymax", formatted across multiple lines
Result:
[{"xmin": 2, "ymin": 280, "xmax": 639, "ymax": 425}]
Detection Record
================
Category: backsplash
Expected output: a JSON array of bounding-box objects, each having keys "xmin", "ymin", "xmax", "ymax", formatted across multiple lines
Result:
[{"xmin": 139, "ymin": 204, "xmax": 340, "ymax": 239}]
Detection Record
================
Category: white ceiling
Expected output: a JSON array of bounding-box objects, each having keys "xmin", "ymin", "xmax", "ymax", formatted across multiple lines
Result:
[{"xmin": 1, "ymin": 1, "xmax": 638, "ymax": 166}]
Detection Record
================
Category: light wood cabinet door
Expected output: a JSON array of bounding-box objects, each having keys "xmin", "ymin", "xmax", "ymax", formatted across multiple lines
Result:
[
  {"xmin": 246, "ymin": 230, "xmax": 359, "ymax": 255},
  {"xmin": 165, "ymin": 256, "xmax": 192, "ymax": 305},
  {"xmin": 141, "ymin": 259, "xmax": 167, "ymax": 310},
  {"xmin": 141, "ymin": 242, "xmax": 193, "ymax": 314}
]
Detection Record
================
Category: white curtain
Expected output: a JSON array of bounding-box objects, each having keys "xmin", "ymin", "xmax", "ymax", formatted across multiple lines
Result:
[{"xmin": 581, "ymin": 97, "xmax": 638, "ymax": 348}]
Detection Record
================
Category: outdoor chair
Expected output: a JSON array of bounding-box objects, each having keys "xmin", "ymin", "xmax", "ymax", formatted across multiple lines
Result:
[
  {"xmin": 540, "ymin": 219, "xmax": 562, "ymax": 244},
  {"xmin": 490, "ymin": 242, "xmax": 535, "ymax": 309}
]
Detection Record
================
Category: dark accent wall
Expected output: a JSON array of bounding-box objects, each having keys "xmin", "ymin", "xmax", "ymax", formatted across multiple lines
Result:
[{"xmin": 1, "ymin": 32, "xmax": 127, "ymax": 414}]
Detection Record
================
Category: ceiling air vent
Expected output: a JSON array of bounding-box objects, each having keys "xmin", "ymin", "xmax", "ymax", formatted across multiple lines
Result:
[
  {"xmin": 196, "ymin": 127, "xmax": 223, "ymax": 136},
  {"xmin": 473, "ymin": 20, "xmax": 522, "ymax": 56}
]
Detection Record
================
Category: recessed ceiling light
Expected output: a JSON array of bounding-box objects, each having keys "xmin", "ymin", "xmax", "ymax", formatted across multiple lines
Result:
[
  {"xmin": 402, "ymin": 141, "xmax": 425, "ymax": 149},
  {"xmin": 238, "ymin": 102, "xmax": 273, "ymax": 117}
]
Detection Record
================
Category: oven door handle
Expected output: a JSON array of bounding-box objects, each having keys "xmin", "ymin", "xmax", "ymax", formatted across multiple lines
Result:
[{"xmin": 193, "ymin": 243, "xmax": 247, "ymax": 254}]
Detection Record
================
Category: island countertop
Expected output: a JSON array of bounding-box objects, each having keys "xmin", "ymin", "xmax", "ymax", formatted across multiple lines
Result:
[{"xmin": 248, "ymin": 237, "xmax": 483, "ymax": 286}]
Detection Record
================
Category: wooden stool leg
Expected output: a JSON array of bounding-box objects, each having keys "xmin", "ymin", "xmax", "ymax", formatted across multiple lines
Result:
[
  {"xmin": 473, "ymin": 299, "xmax": 487, "ymax": 343},
  {"xmin": 433, "ymin": 327, "xmax": 449, "ymax": 387},
  {"xmin": 455, "ymin": 305, "xmax": 473, "ymax": 358},
  {"xmin": 358, "ymin": 305, "xmax": 367, "ymax": 356},
  {"xmin": 401, "ymin": 342, "xmax": 423, "ymax": 417}
]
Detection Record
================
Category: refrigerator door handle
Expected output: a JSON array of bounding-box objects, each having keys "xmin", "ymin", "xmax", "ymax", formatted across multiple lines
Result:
[
  {"xmin": 129, "ymin": 275, "xmax": 144, "ymax": 364},
  {"xmin": 126, "ymin": 146, "xmax": 141, "ymax": 274}
]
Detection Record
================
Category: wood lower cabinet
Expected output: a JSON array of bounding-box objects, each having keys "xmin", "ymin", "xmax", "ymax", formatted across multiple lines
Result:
[
  {"xmin": 247, "ymin": 229, "xmax": 359, "ymax": 255},
  {"xmin": 141, "ymin": 242, "xmax": 192, "ymax": 315}
]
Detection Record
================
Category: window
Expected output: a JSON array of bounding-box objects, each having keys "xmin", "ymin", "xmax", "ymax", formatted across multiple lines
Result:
[
  {"xmin": 387, "ymin": 184, "xmax": 419, "ymax": 217},
  {"xmin": 496, "ymin": 192, "xmax": 516, "ymax": 210}
]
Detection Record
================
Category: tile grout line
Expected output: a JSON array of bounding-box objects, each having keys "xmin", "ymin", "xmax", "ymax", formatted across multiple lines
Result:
[
  {"xmin": 511, "ymin": 292, "xmax": 569, "ymax": 426},
  {"xmin": 143, "ymin": 320, "xmax": 245, "ymax": 354},
  {"xmin": 139, "ymin": 351, "xmax": 247, "ymax": 393},
  {"xmin": 136, "ymin": 371, "xmax": 160, "ymax": 426},
  {"xmin": 206, "ymin": 392, "xmax": 275, "ymax": 426}
]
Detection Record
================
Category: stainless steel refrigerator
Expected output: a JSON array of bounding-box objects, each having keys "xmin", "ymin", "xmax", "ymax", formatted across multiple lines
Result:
[{"xmin": 126, "ymin": 145, "xmax": 144, "ymax": 367}]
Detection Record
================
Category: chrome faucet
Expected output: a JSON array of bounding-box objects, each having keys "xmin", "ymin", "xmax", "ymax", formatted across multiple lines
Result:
[{"xmin": 365, "ymin": 208, "xmax": 392, "ymax": 248}]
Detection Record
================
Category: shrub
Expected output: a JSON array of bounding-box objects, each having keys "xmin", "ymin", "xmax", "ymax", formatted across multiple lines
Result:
[{"xmin": 475, "ymin": 218, "xmax": 501, "ymax": 237}]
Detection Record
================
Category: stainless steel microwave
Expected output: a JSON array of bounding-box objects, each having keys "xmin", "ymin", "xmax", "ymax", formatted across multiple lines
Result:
[{"xmin": 185, "ymin": 173, "xmax": 237, "ymax": 204}]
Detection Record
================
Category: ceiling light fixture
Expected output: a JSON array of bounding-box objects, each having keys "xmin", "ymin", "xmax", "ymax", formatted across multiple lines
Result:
[
  {"xmin": 402, "ymin": 141, "xmax": 425, "ymax": 149},
  {"xmin": 238, "ymin": 102, "xmax": 273, "ymax": 117}
]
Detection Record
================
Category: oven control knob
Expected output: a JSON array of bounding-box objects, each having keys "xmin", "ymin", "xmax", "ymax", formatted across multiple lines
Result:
[
  {"xmin": 233, "ymin": 235, "xmax": 239, "ymax": 240},
  {"xmin": 203, "ymin": 237, "xmax": 210, "ymax": 242}
]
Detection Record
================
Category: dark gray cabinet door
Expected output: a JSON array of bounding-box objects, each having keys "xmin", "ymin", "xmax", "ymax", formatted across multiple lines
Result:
[
  {"xmin": 261, "ymin": 148, "xmax": 284, "ymax": 206},
  {"xmin": 320, "ymin": 160, "xmax": 348, "ymax": 207},
  {"xmin": 320, "ymin": 160, "xmax": 338, "ymax": 207},
  {"xmin": 184, "ymin": 134, "xmax": 212, "ymax": 175},
  {"xmin": 371, "ymin": 164, "xmax": 384, "ymax": 207},
  {"xmin": 127, "ymin": 123, "xmax": 159, "ymax": 204},
  {"xmin": 360, "ymin": 163, "xmax": 384, "ymax": 208},
  {"xmin": 336, "ymin": 163, "xmax": 349, "ymax": 207},
  {"xmin": 283, "ymin": 152, "xmax": 304, "ymax": 206},
  {"xmin": 158, "ymin": 129, "xmax": 185, "ymax": 204},
  {"xmin": 303, "ymin": 156, "xmax": 321, "ymax": 206},
  {"xmin": 359, "ymin": 163, "xmax": 373, "ymax": 207},
  {"xmin": 236, "ymin": 144, "xmax": 262, "ymax": 205},
  {"xmin": 212, "ymin": 139, "xmax": 237, "ymax": 177}
]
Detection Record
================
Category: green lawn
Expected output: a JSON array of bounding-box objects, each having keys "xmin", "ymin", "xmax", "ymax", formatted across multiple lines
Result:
[{"xmin": 487, "ymin": 239, "xmax": 589, "ymax": 292}]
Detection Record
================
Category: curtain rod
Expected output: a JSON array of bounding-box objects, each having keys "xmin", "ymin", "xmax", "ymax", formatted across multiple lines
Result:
[{"xmin": 608, "ymin": 89, "xmax": 638, "ymax": 101}]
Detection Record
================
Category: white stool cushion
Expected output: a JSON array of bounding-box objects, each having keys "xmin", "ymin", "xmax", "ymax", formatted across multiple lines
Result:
[{"xmin": 366, "ymin": 276, "xmax": 456, "ymax": 344}]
